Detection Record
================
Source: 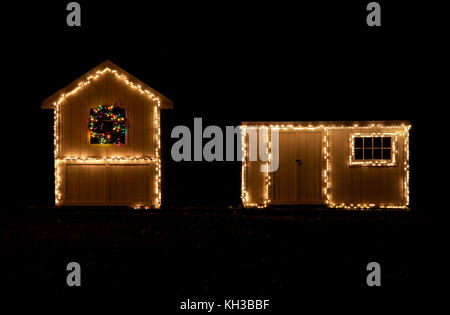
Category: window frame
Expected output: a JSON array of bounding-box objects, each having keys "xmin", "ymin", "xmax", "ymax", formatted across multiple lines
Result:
[{"xmin": 349, "ymin": 133, "xmax": 397, "ymax": 166}]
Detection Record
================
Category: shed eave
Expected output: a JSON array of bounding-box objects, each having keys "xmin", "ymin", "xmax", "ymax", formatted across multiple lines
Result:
[
  {"xmin": 241, "ymin": 120, "xmax": 411, "ymax": 127},
  {"xmin": 41, "ymin": 60, "xmax": 174, "ymax": 110}
]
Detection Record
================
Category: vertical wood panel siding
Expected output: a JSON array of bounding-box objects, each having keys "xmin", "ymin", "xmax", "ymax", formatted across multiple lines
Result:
[
  {"xmin": 60, "ymin": 72, "xmax": 157, "ymax": 159},
  {"xmin": 66, "ymin": 164, "xmax": 108, "ymax": 204},
  {"xmin": 245, "ymin": 131, "xmax": 266, "ymax": 205},
  {"xmin": 59, "ymin": 72, "xmax": 159, "ymax": 206},
  {"xmin": 110, "ymin": 164, "xmax": 155, "ymax": 204},
  {"xmin": 65, "ymin": 164, "xmax": 157, "ymax": 206},
  {"xmin": 243, "ymin": 124, "xmax": 408, "ymax": 208},
  {"xmin": 329, "ymin": 128, "xmax": 405, "ymax": 206}
]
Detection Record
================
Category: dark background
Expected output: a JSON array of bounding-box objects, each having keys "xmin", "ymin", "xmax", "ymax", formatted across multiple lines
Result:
[
  {"xmin": 1, "ymin": 1, "xmax": 444, "ymax": 211},
  {"xmin": 1, "ymin": 0, "xmax": 446, "ymax": 311}
]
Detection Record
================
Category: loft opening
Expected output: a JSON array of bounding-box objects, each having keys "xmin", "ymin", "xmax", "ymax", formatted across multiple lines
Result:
[{"xmin": 88, "ymin": 104, "xmax": 128, "ymax": 145}]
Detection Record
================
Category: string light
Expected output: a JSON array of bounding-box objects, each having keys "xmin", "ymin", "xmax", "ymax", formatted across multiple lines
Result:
[
  {"xmin": 88, "ymin": 105, "xmax": 127, "ymax": 144},
  {"xmin": 53, "ymin": 67, "xmax": 162, "ymax": 208},
  {"xmin": 241, "ymin": 123, "xmax": 411, "ymax": 210},
  {"xmin": 240, "ymin": 126, "xmax": 272, "ymax": 208},
  {"xmin": 56, "ymin": 157, "xmax": 157, "ymax": 162},
  {"xmin": 349, "ymin": 133, "xmax": 398, "ymax": 166}
]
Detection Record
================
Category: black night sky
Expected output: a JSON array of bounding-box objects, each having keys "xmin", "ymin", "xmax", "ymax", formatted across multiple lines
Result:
[
  {"xmin": 1, "ymin": 0, "xmax": 446, "ymax": 310},
  {"xmin": 1, "ymin": 1, "xmax": 443, "ymax": 212}
]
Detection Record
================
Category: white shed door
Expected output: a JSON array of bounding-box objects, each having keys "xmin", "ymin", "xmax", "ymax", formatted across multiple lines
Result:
[{"xmin": 272, "ymin": 131, "xmax": 322, "ymax": 204}]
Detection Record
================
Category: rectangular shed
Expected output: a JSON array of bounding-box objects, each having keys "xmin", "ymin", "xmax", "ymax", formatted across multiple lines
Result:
[
  {"xmin": 241, "ymin": 121, "xmax": 410, "ymax": 209},
  {"xmin": 42, "ymin": 60, "xmax": 173, "ymax": 208}
]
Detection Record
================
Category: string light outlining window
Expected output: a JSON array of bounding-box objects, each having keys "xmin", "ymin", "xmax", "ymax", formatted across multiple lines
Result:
[{"xmin": 349, "ymin": 133, "xmax": 397, "ymax": 166}]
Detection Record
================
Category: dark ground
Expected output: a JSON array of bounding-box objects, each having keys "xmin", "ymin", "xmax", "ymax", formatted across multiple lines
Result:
[{"xmin": 0, "ymin": 206, "xmax": 443, "ymax": 312}]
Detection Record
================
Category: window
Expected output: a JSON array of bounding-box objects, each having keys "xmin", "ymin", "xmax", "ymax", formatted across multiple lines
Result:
[
  {"xmin": 350, "ymin": 133, "xmax": 397, "ymax": 166},
  {"xmin": 88, "ymin": 105, "xmax": 128, "ymax": 145}
]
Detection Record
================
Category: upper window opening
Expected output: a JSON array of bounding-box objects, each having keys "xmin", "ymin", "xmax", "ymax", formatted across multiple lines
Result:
[{"xmin": 88, "ymin": 105, "xmax": 127, "ymax": 145}]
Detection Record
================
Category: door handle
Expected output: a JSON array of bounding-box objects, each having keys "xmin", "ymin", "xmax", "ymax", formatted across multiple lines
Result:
[{"xmin": 296, "ymin": 159, "xmax": 302, "ymax": 165}]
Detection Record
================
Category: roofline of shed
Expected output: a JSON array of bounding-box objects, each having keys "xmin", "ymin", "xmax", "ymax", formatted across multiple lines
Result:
[
  {"xmin": 241, "ymin": 120, "xmax": 411, "ymax": 127},
  {"xmin": 41, "ymin": 60, "xmax": 174, "ymax": 110}
]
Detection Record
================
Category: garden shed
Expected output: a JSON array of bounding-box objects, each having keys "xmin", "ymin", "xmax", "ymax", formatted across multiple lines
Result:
[
  {"xmin": 241, "ymin": 121, "xmax": 410, "ymax": 209},
  {"xmin": 42, "ymin": 60, "xmax": 173, "ymax": 208}
]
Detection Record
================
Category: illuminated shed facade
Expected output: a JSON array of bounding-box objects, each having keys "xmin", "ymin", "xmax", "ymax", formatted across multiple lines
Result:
[
  {"xmin": 42, "ymin": 60, "xmax": 173, "ymax": 207},
  {"xmin": 241, "ymin": 121, "xmax": 410, "ymax": 209}
]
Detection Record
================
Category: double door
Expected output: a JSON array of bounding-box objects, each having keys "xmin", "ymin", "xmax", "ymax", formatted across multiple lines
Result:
[
  {"xmin": 272, "ymin": 131, "xmax": 323, "ymax": 204},
  {"xmin": 64, "ymin": 163, "xmax": 155, "ymax": 206}
]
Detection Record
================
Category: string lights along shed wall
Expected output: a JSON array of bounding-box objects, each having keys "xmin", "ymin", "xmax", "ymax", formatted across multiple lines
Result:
[
  {"xmin": 42, "ymin": 60, "xmax": 173, "ymax": 208},
  {"xmin": 241, "ymin": 121, "xmax": 411, "ymax": 209}
]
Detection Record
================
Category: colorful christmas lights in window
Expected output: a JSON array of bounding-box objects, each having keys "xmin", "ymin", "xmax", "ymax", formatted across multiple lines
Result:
[{"xmin": 88, "ymin": 105, "xmax": 127, "ymax": 144}]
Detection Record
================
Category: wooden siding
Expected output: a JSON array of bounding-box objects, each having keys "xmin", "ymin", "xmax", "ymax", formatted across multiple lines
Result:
[
  {"xmin": 59, "ymin": 71, "xmax": 158, "ymax": 159},
  {"xmin": 328, "ymin": 128, "xmax": 406, "ymax": 206},
  {"xmin": 244, "ymin": 131, "xmax": 266, "ymax": 205},
  {"xmin": 64, "ymin": 163, "xmax": 157, "ymax": 206},
  {"xmin": 243, "ymin": 124, "xmax": 408, "ymax": 208}
]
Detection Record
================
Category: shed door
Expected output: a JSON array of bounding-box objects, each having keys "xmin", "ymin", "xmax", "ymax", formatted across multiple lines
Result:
[
  {"xmin": 65, "ymin": 164, "xmax": 155, "ymax": 206},
  {"xmin": 65, "ymin": 164, "xmax": 108, "ymax": 204},
  {"xmin": 109, "ymin": 164, "xmax": 154, "ymax": 204},
  {"xmin": 272, "ymin": 131, "xmax": 322, "ymax": 204}
]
